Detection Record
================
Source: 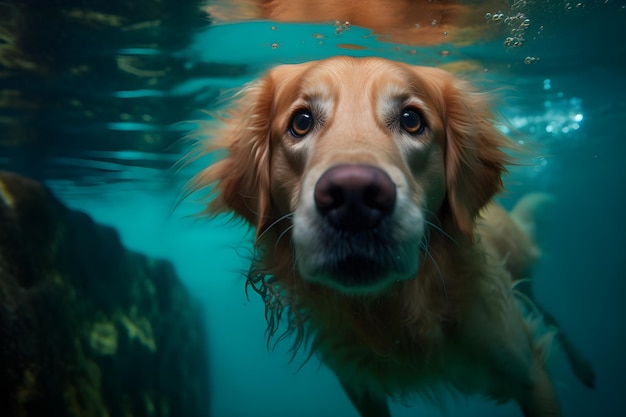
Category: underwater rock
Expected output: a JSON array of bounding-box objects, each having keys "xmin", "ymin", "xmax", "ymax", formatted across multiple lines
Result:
[{"xmin": 0, "ymin": 171, "xmax": 208, "ymax": 417}]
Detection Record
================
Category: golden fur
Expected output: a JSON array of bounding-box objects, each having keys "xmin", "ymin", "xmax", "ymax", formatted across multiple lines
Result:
[{"xmin": 187, "ymin": 57, "xmax": 589, "ymax": 416}]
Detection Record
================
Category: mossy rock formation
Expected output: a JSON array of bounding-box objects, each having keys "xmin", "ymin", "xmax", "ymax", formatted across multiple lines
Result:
[{"xmin": 0, "ymin": 170, "xmax": 208, "ymax": 417}]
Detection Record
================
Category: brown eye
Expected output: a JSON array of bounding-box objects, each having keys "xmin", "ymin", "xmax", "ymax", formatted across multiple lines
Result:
[
  {"xmin": 289, "ymin": 110, "xmax": 313, "ymax": 138},
  {"xmin": 400, "ymin": 108, "xmax": 425, "ymax": 134}
]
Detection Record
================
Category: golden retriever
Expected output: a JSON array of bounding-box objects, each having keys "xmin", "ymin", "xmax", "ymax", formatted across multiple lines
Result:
[{"xmin": 187, "ymin": 56, "xmax": 591, "ymax": 416}]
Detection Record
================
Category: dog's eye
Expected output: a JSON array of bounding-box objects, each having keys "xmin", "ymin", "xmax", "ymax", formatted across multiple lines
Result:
[
  {"xmin": 289, "ymin": 110, "xmax": 313, "ymax": 138},
  {"xmin": 400, "ymin": 108, "xmax": 425, "ymax": 135}
]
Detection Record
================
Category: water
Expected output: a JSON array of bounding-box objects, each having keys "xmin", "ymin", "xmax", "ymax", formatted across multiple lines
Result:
[{"xmin": 2, "ymin": 1, "xmax": 625, "ymax": 416}]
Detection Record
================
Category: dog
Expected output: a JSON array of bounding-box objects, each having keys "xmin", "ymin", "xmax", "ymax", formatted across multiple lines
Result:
[{"xmin": 187, "ymin": 56, "xmax": 593, "ymax": 416}]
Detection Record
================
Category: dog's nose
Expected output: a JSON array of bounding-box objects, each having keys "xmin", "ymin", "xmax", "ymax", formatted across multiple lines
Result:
[{"xmin": 314, "ymin": 164, "xmax": 396, "ymax": 232}]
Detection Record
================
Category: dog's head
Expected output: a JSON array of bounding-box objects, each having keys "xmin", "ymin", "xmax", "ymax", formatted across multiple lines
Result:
[{"xmin": 191, "ymin": 57, "xmax": 510, "ymax": 294}]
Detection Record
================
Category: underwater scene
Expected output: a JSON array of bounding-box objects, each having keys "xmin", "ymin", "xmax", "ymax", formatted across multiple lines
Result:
[{"xmin": 1, "ymin": 0, "xmax": 624, "ymax": 416}]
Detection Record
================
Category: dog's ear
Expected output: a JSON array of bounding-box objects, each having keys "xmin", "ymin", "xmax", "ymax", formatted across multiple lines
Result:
[
  {"xmin": 189, "ymin": 75, "xmax": 275, "ymax": 237},
  {"xmin": 441, "ymin": 75, "xmax": 511, "ymax": 237}
]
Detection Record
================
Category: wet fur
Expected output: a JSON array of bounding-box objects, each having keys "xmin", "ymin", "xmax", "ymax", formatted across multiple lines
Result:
[{"xmin": 186, "ymin": 57, "xmax": 587, "ymax": 416}]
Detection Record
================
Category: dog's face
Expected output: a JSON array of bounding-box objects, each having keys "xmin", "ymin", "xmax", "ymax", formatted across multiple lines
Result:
[
  {"xmin": 194, "ymin": 57, "xmax": 509, "ymax": 294},
  {"xmin": 270, "ymin": 60, "xmax": 447, "ymax": 293}
]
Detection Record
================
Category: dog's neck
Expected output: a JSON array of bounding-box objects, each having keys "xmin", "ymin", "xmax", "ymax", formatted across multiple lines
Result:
[{"xmin": 253, "ymin": 217, "xmax": 485, "ymax": 360}]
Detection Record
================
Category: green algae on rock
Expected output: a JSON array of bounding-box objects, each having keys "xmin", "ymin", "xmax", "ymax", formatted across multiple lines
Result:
[{"xmin": 0, "ymin": 171, "xmax": 208, "ymax": 417}]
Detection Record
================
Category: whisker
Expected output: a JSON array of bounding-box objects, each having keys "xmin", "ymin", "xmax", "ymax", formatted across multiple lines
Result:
[
  {"xmin": 256, "ymin": 212, "xmax": 294, "ymax": 243},
  {"xmin": 290, "ymin": 244, "xmax": 301, "ymax": 279},
  {"xmin": 512, "ymin": 278, "xmax": 533, "ymax": 289},
  {"xmin": 274, "ymin": 224, "xmax": 294, "ymax": 253},
  {"xmin": 424, "ymin": 219, "xmax": 459, "ymax": 247},
  {"xmin": 421, "ymin": 241, "xmax": 448, "ymax": 302},
  {"xmin": 238, "ymin": 192, "xmax": 264, "ymax": 219},
  {"xmin": 420, "ymin": 208, "xmax": 458, "ymax": 246},
  {"xmin": 512, "ymin": 288, "xmax": 543, "ymax": 318}
]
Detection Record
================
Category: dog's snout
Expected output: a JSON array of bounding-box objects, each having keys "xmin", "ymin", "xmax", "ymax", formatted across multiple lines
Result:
[{"xmin": 314, "ymin": 164, "xmax": 396, "ymax": 232}]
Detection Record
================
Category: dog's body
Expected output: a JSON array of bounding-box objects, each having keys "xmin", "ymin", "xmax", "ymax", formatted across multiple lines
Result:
[{"xmin": 188, "ymin": 57, "xmax": 591, "ymax": 416}]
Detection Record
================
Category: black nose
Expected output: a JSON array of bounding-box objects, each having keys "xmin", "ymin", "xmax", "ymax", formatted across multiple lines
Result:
[{"xmin": 314, "ymin": 164, "xmax": 396, "ymax": 232}]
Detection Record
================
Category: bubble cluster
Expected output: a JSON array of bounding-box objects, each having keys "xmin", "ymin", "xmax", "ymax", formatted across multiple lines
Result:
[
  {"xmin": 334, "ymin": 20, "xmax": 351, "ymax": 35},
  {"xmin": 511, "ymin": 0, "xmax": 528, "ymax": 11},
  {"xmin": 509, "ymin": 95, "xmax": 584, "ymax": 138},
  {"xmin": 484, "ymin": 11, "xmax": 506, "ymax": 22},
  {"xmin": 543, "ymin": 97, "xmax": 584, "ymax": 135},
  {"xmin": 565, "ymin": 2, "xmax": 586, "ymax": 10},
  {"xmin": 504, "ymin": 36, "xmax": 524, "ymax": 47},
  {"xmin": 485, "ymin": 9, "xmax": 531, "ymax": 49}
]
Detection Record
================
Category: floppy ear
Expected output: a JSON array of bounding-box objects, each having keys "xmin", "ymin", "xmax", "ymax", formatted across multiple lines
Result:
[
  {"xmin": 188, "ymin": 75, "xmax": 275, "ymax": 236},
  {"xmin": 442, "ymin": 77, "xmax": 512, "ymax": 237}
]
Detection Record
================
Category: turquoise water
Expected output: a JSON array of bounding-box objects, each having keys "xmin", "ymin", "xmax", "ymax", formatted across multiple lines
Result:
[{"xmin": 4, "ymin": 1, "xmax": 625, "ymax": 416}]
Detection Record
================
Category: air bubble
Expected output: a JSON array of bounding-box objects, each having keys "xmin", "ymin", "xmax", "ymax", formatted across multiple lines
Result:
[
  {"xmin": 512, "ymin": 0, "xmax": 527, "ymax": 11},
  {"xmin": 486, "ymin": 7, "xmax": 531, "ymax": 49},
  {"xmin": 334, "ymin": 20, "xmax": 351, "ymax": 35},
  {"xmin": 504, "ymin": 36, "xmax": 524, "ymax": 47},
  {"xmin": 492, "ymin": 12, "xmax": 505, "ymax": 22}
]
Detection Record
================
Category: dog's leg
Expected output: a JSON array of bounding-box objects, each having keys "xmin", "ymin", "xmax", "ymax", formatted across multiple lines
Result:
[
  {"xmin": 548, "ymin": 317, "xmax": 595, "ymax": 389},
  {"xmin": 518, "ymin": 362, "xmax": 562, "ymax": 417},
  {"xmin": 517, "ymin": 282, "xmax": 595, "ymax": 389},
  {"xmin": 338, "ymin": 379, "xmax": 391, "ymax": 417},
  {"xmin": 484, "ymin": 336, "xmax": 562, "ymax": 417},
  {"xmin": 499, "ymin": 316, "xmax": 562, "ymax": 417},
  {"xmin": 510, "ymin": 194, "xmax": 595, "ymax": 389},
  {"xmin": 463, "ymin": 288, "xmax": 562, "ymax": 417},
  {"xmin": 488, "ymin": 334, "xmax": 562, "ymax": 417}
]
